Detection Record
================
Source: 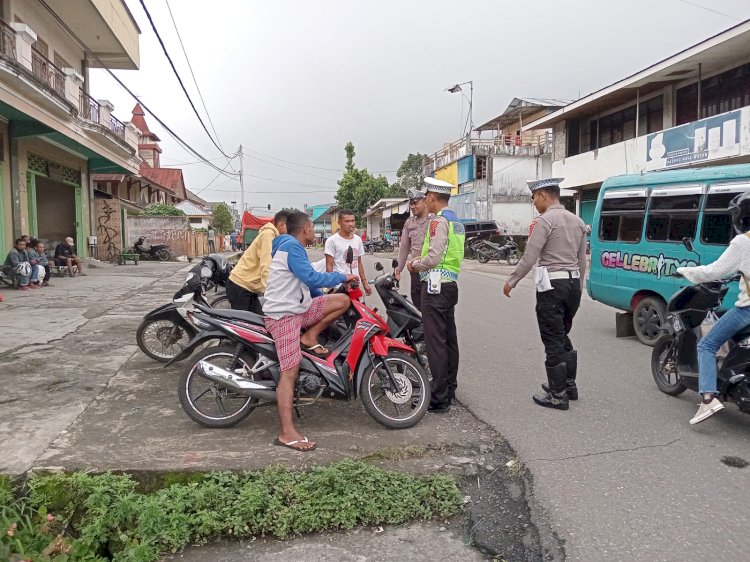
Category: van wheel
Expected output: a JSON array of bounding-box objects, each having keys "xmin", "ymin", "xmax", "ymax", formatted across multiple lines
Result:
[{"xmin": 633, "ymin": 296, "xmax": 666, "ymax": 347}]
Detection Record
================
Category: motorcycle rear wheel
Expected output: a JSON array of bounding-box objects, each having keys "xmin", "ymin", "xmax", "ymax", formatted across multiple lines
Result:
[
  {"xmin": 156, "ymin": 248, "xmax": 172, "ymax": 261},
  {"xmin": 506, "ymin": 251, "xmax": 520, "ymax": 266},
  {"xmin": 178, "ymin": 345, "xmax": 260, "ymax": 428},
  {"xmin": 136, "ymin": 318, "xmax": 196, "ymax": 362},
  {"xmin": 360, "ymin": 351, "xmax": 430, "ymax": 429},
  {"xmin": 476, "ymin": 250, "xmax": 490, "ymax": 264},
  {"xmin": 651, "ymin": 335, "xmax": 687, "ymax": 395}
]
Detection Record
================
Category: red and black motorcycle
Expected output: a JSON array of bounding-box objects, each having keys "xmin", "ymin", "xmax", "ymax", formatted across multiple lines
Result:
[{"xmin": 171, "ymin": 283, "xmax": 431, "ymax": 429}]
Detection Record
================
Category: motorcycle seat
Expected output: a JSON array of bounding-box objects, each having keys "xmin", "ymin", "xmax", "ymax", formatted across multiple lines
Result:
[
  {"xmin": 732, "ymin": 325, "xmax": 750, "ymax": 342},
  {"xmin": 195, "ymin": 304, "xmax": 266, "ymax": 326}
]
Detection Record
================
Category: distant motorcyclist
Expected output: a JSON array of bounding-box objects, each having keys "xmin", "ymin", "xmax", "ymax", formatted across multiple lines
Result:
[{"xmin": 677, "ymin": 191, "xmax": 750, "ymax": 425}]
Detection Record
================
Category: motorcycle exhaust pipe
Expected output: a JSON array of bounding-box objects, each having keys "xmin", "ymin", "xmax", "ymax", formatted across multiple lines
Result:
[{"xmin": 196, "ymin": 360, "xmax": 277, "ymax": 401}]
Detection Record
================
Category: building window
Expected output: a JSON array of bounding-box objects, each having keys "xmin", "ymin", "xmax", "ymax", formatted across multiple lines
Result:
[
  {"xmin": 676, "ymin": 63, "xmax": 750, "ymax": 125},
  {"xmin": 598, "ymin": 106, "xmax": 636, "ymax": 148},
  {"xmin": 476, "ymin": 156, "xmax": 487, "ymax": 179},
  {"xmin": 566, "ymin": 119, "xmax": 581, "ymax": 157},
  {"xmin": 54, "ymin": 52, "xmax": 69, "ymax": 70},
  {"xmin": 638, "ymin": 96, "xmax": 663, "ymax": 135}
]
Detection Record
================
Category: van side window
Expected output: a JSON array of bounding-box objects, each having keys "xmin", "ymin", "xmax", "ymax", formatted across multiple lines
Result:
[
  {"xmin": 598, "ymin": 196, "xmax": 646, "ymax": 243},
  {"xmin": 702, "ymin": 187, "xmax": 750, "ymax": 245},
  {"xmin": 646, "ymin": 193, "xmax": 701, "ymax": 242}
]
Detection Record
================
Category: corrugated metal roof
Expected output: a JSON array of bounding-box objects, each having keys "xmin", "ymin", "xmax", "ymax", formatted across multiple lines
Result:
[{"xmin": 176, "ymin": 201, "xmax": 211, "ymax": 216}]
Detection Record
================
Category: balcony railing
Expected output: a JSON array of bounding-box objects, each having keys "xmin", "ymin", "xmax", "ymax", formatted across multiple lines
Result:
[
  {"xmin": 79, "ymin": 91, "xmax": 100, "ymax": 122},
  {"xmin": 0, "ymin": 19, "xmax": 15, "ymax": 61},
  {"xmin": 109, "ymin": 114, "xmax": 125, "ymax": 140},
  {"xmin": 31, "ymin": 47, "xmax": 65, "ymax": 98}
]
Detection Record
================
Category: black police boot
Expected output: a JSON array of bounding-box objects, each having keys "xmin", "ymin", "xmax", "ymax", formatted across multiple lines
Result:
[
  {"xmin": 533, "ymin": 363, "xmax": 569, "ymax": 410},
  {"xmin": 541, "ymin": 350, "xmax": 578, "ymax": 400}
]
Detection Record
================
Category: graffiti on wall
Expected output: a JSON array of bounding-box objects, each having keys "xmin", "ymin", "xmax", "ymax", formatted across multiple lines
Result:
[
  {"xmin": 94, "ymin": 199, "xmax": 122, "ymax": 263},
  {"xmin": 600, "ymin": 250, "xmax": 698, "ymax": 279}
]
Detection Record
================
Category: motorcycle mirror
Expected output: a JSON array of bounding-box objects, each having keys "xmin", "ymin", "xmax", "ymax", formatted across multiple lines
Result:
[
  {"xmin": 391, "ymin": 258, "xmax": 398, "ymax": 268},
  {"xmin": 375, "ymin": 262, "xmax": 384, "ymax": 271},
  {"xmin": 682, "ymin": 237, "xmax": 694, "ymax": 253},
  {"xmin": 346, "ymin": 246, "xmax": 354, "ymax": 265}
]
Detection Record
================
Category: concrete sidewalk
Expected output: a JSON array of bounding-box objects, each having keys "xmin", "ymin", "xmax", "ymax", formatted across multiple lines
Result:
[{"xmin": 0, "ymin": 256, "xmax": 557, "ymax": 561}]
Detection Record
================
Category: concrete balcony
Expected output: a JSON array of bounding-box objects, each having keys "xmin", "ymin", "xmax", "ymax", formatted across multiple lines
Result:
[
  {"xmin": 553, "ymin": 106, "xmax": 750, "ymax": 189},
  {"xmin": 423, "ymin": 132, "xmax": 552, "ymax": 176}
]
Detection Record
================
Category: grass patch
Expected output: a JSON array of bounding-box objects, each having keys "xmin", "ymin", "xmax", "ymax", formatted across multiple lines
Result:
[
  {"xmin": 364, "ymin": 443, "xmax": 456, "ymax": 462},
  {"xmin": 1, "ymin": 460, "xmax": 462, "ymax": 561}
]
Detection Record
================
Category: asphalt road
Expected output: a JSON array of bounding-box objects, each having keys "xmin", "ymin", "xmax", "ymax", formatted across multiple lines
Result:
[{"xmin": 361, "ymin": 254, "xmax": 750, "ymax": 562}]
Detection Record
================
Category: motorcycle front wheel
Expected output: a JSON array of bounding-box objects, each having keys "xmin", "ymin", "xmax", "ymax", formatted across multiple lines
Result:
[
  {"xmin": 209, "ymin": 294, "xmax": 231, "ymax": 309},
  {"xmin": 360, "ymin": 351, "xmax": 430, "ymax": 429},
  {"xmin": 136, "ymin": 318, "xmax": 196, "ymax": 362},
  {"xmin": 506, "ymin": 251, "xmax": 520, "ymax": 266},
  {"xmin": 156, "ymin": 249, "xmax": 172, "ymax": 261},
  {"xmin": 178, "ymin": 345, "xmax": 260, "ymax": 428},
  {"xmin": 651, "ymin": 335, "xmax": 687, "ymax": 395}
]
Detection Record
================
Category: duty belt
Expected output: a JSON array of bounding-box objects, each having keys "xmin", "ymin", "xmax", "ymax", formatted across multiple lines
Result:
[
  {"xmin": 419, "ymin": 268, "xmax": 459, "ymax": 282},
  {"xmin": 548, "ymin": 270, "xmax": 580, "ymax": 280}
]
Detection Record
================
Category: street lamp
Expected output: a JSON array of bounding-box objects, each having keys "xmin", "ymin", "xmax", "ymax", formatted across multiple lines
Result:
[{"xmin": 446, "ymin": 81, "xmax": 473, "ymax": 139}]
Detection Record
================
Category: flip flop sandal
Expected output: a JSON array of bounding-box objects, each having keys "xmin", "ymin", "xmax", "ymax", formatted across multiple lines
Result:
[
  {"xmin": 274, "ymin": 437, "xmax": 317, "ymax": 452},
  {"xmin": 301, "ymin": 343, "xmax": 329, "ymax": 356}
]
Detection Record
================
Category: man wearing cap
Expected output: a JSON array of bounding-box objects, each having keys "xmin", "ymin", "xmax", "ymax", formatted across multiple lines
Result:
[
  {"xmin": 395, "ymin": 188, "xmax": 432, "ymax": 311},
  {"xmin": 504, "ymin": 178, "xmax": 587, "ymax": 411},
  {"xmin": 407, "ymin": 177, "xmax": 465, "ymax": 413}
]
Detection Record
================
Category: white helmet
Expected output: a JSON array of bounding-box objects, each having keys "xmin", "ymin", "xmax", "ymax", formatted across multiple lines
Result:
[{"xmin": 16, "ymin": 262, "xmax": 31, "ymax": 277}]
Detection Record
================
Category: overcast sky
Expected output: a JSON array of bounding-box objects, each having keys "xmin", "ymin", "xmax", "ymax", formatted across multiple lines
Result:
[{"xmin": 90, "ymin": 0, "xmax": 750, "ymax": 213}]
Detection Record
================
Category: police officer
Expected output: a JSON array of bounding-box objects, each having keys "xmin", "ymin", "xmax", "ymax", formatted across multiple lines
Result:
[
  {"xmin": 395, "ymin": 188, "xmax": 432, "ymax": 311},
  {"xmin": 407, "ymin": 178, "xmax": 465, "ymax": 413},
  {"xmin": 503, "ymin": 178, "xmax": 587, "ymax": 410}
]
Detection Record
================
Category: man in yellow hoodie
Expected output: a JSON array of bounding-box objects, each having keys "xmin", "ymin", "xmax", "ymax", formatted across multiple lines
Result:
[{"xmin": 226, "ymin": 211, "xmax": 289, "ymax": 314}]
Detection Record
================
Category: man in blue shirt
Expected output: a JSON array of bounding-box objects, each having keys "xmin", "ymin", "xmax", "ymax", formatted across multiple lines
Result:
[{"xmin": 263, "ymin": 211, "xmax": 358, "ymax": 451}]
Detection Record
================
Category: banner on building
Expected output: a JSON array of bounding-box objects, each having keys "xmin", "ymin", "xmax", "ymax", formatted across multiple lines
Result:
[{"xmin": 645, "ymin": 110, "xmax": 741, "ymax": 170}]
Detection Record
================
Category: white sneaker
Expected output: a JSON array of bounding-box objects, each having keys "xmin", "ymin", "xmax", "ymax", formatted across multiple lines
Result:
[{"xmin": 689, "ymin": 397, "xmax": 725, "ymax": 425}]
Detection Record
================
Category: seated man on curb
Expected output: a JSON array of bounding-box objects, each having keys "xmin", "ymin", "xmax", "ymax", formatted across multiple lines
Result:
[
  {"xmin": 5, "ymin": 238, "xmax": 40, "ymax": 290},
  {"xmin": 55, "ymin": 237, "xmax": 86, "ymax": 276},
  {"xmin": 262, "ymin": 211, "xmax": 358, "ymax": 452},
  {"xmin": 28, "ymin": 240, "xmax": 52, "ymax": 287}
]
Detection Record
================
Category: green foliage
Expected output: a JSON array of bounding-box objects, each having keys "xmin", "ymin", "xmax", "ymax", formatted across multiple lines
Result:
[
  {"xmin": 1, "ymin": 461, "xmax": 462, "ymax": 561},
  {"xmin": 211, "ymin": 203, "xmax": 234, "ymax": 234},
  {"xmin": 389, "ymin": 153, "xmax": 425, "ymax": 198},
  {"xmin": 281, "ymin": 207, "xmax": 300, "ymax": 213},
  {"xmin": 335, "ymin": 142, "xmax": 389, "ymax": 225},
  {"xmin": 142, "ymin": 204, "xmax": 185, "ymax": 217}
]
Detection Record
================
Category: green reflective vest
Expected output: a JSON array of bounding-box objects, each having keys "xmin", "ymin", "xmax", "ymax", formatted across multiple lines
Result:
[{"xmin": 420, "ymin": 208, "xmax": 465, "ymax": 282}]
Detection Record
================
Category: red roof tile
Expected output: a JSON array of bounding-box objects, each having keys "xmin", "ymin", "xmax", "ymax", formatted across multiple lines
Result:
[
  {"xmin": 131, "ymin": 103, "xmax": 160, "ymax": 142},
  {"xmin": 139, "ymin": 162, "xmax": 186, "ymax": 200}
]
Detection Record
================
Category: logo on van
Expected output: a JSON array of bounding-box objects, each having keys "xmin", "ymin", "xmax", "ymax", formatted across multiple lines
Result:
[{"xmin": 600, "ymin": 251, "xmax": 698, "ymax": 279}]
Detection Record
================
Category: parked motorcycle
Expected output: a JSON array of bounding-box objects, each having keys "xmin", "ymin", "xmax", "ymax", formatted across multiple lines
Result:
[
  {"xmin": 136, "ymin": 255, "xmax": 233, "ymax": 362},
  {"xmin": 172, "ymin": 282, "xmax": 430, "ymax": 430},
  {"xmin": 134, "ymin": 236, "xmax": 173, "ymax": 261},
  {"xmin": 464, "ymin": 236, "xmax": 484, "ymax": 260},
  {"xmin": 364, "ymin": 238, "xmax": 394, "ymax": 254},
  {"xmin": 474, "ymin": 236, "xmax": 520, "ymax": 265}
]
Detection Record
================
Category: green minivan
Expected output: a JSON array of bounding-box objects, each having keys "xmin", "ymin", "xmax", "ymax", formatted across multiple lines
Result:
[{"xmin": 588, "ymin": 163, "xmax": 750, "ymax": 345}]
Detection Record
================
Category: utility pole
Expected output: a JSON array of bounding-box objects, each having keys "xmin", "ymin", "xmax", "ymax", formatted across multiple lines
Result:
[{"xmin": 238, "ymin": 144, "xmax": 245, "ymax": 212}]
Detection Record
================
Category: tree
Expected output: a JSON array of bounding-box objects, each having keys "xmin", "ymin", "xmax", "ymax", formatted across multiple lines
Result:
[
  {"xmin": 211, "ymin": 202, "xmax": 234, "ymax": 233},
  {"xmin": 389, "ymin": 153, "xmax": 425, "ymax": 197},
  {"xmin": 281, "ymin": 207, "xmax": 301, "ymax": 213},
  {"xmin": 335, "ymin": 142, "xmax": 389, "ymax": 225},
  {"xmin": 143, "ymin": 203, "xmax": 185, "ymax": 216}
]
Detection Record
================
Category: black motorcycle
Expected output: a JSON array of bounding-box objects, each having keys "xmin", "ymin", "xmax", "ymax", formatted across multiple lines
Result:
[
  {"xmin": 134, "ymin": 236, "xmax": 173, "ymax": 261},
  {"xmin": 364, "ymin": 238, "xmax": 394, "ymax": 254},
  {"xmin": 651, "ymin": 270, "xmax": 750, "ymax": 415},
  {"xmin": 474, "ymin": 236, "xmax": 520, "ymax": 265},
  {"xmin": 136, "ymin": 256, "xmax": 233, "ymax": 362}
]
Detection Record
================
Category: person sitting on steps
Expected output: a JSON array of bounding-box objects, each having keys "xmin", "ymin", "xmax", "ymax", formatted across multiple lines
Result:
[{"xmin": 55, "ymin": 237, "xmax": 86, "ymax": 276}]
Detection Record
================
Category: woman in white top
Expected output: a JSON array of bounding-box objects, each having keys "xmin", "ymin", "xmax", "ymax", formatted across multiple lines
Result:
[{"xmin": 677, "ymin": 192, "xmax": 750, "ymax": 425}]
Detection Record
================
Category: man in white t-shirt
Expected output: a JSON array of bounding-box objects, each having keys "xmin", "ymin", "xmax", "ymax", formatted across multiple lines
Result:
[{"xmin": 325, "ymin": 209, "xmax": 372, "ymax": 296}]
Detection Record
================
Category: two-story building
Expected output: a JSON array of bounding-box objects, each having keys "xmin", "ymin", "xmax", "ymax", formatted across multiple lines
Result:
[
  {"xmin": 422, "ymin": 97, "xmax": 565, "ymax": 223},
  {"xmin": 524, "ymin": 19, "xmax": 750, "ymax": 228},
  {"xmin": 0, "ymin": 0, "xmax": 141, "ymax": 256}
]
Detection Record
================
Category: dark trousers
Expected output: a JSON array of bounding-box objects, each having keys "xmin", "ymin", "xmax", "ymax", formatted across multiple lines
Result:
[
  {"xmin": 208, "ymin": 239, "xmax": 216, "ymax": 253},
  {"xmin": 421, "ymin": 281, "xmax": 459, "ymax": 408},
  {"xmin": 535, "ymin": 278, "xmax": 581, "ymax": 366},
  {"xmin": 410, "ymin": 271, "xmax": 422, "ymax": 311},
  {"xmin": 226, "ymin": 279, "xmax": 263, "ymax": 315}
]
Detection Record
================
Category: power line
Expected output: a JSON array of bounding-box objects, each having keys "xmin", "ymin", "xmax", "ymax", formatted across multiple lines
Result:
[
  {"xmin": 675, "ymin": 0, "xmax": 740, "ymax": 20},
  {"xmin": 241, "ymin": 151, "xmax": 342, "ymax": 182},
  {"xmin": 243, "ymin": 147, "xmax": 397, "ymax": 174},
  {"xmin": 34, "ymin": 0, "xmax": 239, "ymax": 179},
  {"xmin": 210, "ymin": 188, "xmax": 338, "ymax": 194},
  {"xmin": 137, "ymin": 0, "xmax": 232, "ymax": 158},
  {"xmin": 164, "ymin": 0, "xmax": 224, "ymax": 152},
  {"xmin": 195, "ymin": 160, "xmax": 238, "ymax": 195}
]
